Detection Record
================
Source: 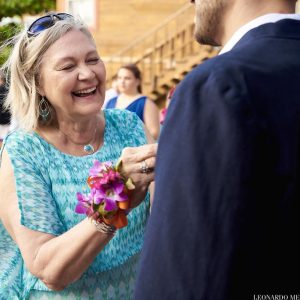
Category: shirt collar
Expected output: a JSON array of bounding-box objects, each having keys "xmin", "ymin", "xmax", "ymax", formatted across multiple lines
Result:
[{"xmin": 219, "ymin": 13, "xmax": 300, "ymax": 54}]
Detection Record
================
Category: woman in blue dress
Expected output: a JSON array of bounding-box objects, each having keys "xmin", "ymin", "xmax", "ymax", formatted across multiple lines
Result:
[
  {"xmin": 0, "ymin": 13, "xmax": 156, "ymax": 300},
  {"xmin": 105, "ymin": 64, "xmax": 160, "ymax": 140}
]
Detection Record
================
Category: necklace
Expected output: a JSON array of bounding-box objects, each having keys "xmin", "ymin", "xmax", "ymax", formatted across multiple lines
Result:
[
  {"xmin": 58, "ymin": 124, "xmax": 98, "ymax": 155},
  {"xmin": 83, "ymin": 142, "xmax": 95, "ymax": 155}
]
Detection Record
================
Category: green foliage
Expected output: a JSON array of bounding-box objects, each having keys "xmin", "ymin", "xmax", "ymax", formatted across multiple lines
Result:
[
  {"xmin": 0, "ymin": 23, "xmax": 22, "ymax": 66},
  {"xmin": 0, "ymin": 0, "xmax": 56, "ymax": 20},
  {"xmin": 0, "ymin": 0, "xmax": 56, "ymax": 66},
  {"xmin": 0, "ymin": 47, "xmax": 11, "ymax": 67},
  {"xmin": 0, "ymin": 22, "xmax": 21, "ymax": 42}
]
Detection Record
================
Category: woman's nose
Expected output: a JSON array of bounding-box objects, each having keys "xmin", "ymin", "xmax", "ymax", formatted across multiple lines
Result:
[{"xmin": 78, "ymin": 65, "xmax": 95, "ymax": 81}]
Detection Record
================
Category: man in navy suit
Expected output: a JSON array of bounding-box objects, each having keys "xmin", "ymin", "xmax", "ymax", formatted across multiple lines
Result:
[{"xmin": 135, "ymin": 0, "xmax": 300, "ymax": 299}]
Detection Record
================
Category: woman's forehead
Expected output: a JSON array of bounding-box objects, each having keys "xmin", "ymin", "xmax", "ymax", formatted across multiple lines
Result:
[{"xmin": 42, "ymin": 30, "xmax": 97, "ymax": 61}]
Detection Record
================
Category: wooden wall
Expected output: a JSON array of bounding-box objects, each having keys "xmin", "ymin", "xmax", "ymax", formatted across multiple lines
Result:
[{"xmin": 56, "ymin": 0, "xmax": 188, "ymax": 57}]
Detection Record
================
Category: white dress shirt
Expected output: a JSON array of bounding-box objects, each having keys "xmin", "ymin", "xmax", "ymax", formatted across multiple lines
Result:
[{"xmin": 220, "ymin": 13, "xmax": 300, "ymax": 54}]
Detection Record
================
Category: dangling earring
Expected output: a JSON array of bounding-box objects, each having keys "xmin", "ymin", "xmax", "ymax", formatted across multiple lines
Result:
[{"xmin": 39, "ymin": 96, "xmax": 50, "ymax": 122}]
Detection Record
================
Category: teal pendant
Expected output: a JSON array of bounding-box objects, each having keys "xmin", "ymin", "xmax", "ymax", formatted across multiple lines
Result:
[{"xmin": 83, "ymin": 144, "xmax": 95, "ymax": 155}]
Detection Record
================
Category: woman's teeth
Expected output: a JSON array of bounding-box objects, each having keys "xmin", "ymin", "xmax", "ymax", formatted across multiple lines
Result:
[{"xmin": 73, "ymin": 87, "xmax": 96, "ymax": 97}]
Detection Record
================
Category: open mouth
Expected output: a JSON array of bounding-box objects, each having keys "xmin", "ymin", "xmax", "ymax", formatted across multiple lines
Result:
[{"xmin": 72, "ymin": 87, "xmax": 97, "ymax": 97}]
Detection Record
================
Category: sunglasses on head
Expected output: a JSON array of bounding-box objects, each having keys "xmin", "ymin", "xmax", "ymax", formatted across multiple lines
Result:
[{"xmin": 27, "ymin": 13, "xmax": 73, "ymax": 37}]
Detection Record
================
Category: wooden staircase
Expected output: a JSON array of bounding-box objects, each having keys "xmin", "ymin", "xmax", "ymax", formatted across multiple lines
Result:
[{"xmin": 104, "ymin": 3, "xmax": 219, "ymax": 107}]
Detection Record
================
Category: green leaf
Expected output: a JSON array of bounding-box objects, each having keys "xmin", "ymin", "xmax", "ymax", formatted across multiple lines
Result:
[{"xmin": 0, "ymin": 0, "xmax": 56, "ymax": 20}]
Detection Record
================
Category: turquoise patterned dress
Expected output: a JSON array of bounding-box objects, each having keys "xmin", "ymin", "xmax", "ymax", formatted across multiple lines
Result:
[{"xmin": 0, "ymin": 109, "xmax": 150, "ymax": 300}]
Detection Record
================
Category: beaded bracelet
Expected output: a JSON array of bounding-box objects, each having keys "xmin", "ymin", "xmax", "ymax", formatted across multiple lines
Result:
[{"xmin": 92, "ymin": 219, "xmax": 117, "ymax": 235}]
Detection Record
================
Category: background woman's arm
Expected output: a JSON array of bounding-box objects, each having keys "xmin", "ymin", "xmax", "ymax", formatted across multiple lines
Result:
[{"xmin": 144, "ymin": 99, "xmax": 160, "ymax": 140}]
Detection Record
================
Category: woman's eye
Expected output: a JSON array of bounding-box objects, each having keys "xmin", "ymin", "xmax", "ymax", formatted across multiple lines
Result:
[
  {"xmin": 87, "ymin": 58, "xmax": 100, "ymax": 64},
  {"xmin": 61, "ymin": 65, "xmax": 75, "ymax": 70}
]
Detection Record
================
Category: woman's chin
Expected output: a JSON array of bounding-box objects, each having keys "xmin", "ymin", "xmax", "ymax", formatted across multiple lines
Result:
[{"xmin": 73, "ymin": 101, "xmax": 103, "ymax": 116}]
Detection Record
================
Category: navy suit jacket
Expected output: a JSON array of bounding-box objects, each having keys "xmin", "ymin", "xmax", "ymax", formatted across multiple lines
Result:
[{"xmin": 135, "ymin": 19, "xmax": 300, "ymax": 299}]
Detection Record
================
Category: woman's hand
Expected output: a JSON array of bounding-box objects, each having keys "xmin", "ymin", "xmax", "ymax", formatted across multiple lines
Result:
[{"xmin": 119, "ymin": 143, "xmax": 157, "ymax": 208}]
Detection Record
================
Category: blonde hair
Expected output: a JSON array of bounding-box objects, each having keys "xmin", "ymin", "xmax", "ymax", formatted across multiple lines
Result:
[{"xmin": 1, "ymin": 15, "xmax": 94, "ymax": 131}]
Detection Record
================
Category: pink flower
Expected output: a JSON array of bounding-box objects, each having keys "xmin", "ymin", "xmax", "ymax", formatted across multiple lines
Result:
[
  {"xmin": 89, "ymin": 161, "xmax": 112, "ymax": 176},
  {"xmin": 94, "ymin": 179, "xmax": 128, "ymax": 208},
  {"xmin": 75, "ymin": 160, "xmax": 132, "ymax": 222},
  {"xmin": 75, "ymin": 192, "xmax": 94, "ymax": 216},
  {"xmin": 99, "ymin": 169, "xmax": 121, "ymax": 185}
]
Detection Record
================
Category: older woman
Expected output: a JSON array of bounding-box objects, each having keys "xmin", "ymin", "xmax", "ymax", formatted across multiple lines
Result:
[{"xmin": 0, "ymin": 13, "xmax": 156, "ymax": 299}]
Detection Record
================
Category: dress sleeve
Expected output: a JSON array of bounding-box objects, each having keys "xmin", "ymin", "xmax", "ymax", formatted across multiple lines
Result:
[
  {"xmin": 105, "ymin": 109, "xmax": 148, "ymax": 148},
  {"xmin": 2, "ymin": 132, "xmax": 65, "ymax": 235},
  {"xmin": 120, "ymin": 109, "xmax": 148, "ymax": 146}
]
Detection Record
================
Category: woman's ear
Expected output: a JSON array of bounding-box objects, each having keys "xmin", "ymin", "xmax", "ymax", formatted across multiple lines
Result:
[
  {"xmin": 37, "ymin": 88, "xmax": 45, "ymax": 97},
  {"xmin": 36, "ymin": 75, "xmax": 45, "ymax": 96}
]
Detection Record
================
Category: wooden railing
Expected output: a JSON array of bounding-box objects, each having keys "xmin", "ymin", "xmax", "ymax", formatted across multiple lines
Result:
[{"xmin": 104, "ymin": 3, "xmax": 217, "ymax": 97}]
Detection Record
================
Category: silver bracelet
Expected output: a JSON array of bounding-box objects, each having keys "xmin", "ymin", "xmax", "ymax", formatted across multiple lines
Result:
[{"xmin": 92, "ymin": 219, "xmax": 116, "ymax": 235}]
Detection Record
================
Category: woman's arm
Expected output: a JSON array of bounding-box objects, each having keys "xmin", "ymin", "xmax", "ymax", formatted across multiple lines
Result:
[
  {"xmin": 144, "ymin": 99, "xmax": 160, "ymax": 141},
  {"xmin": 119, "ymin": 143, "xmax": 157, "ymax": 208},
  {"xmin": 0, "ymin": 145, "xmax": 156, "ymax": 291},
  {"xmin": 0, "ymin": 149, "xmax": 114, "ymax": 291}
]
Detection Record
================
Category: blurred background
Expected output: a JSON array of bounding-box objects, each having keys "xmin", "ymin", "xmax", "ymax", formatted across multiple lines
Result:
[{"xmin": 0, "ymin": 0, "xmax": 299, "ymax": 108}]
